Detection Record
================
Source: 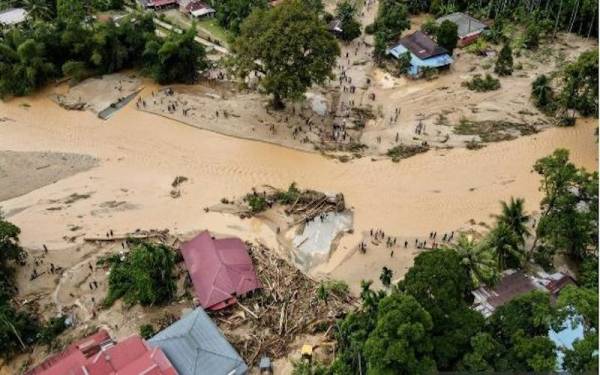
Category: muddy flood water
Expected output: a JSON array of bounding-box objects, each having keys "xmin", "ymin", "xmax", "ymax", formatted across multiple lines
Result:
[{"xmin": 0, "ymin": 85, "xmax": 597, "ymax": 291}]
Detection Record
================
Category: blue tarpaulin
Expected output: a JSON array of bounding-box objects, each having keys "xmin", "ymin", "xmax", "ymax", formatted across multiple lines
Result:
[{"xmin": 387, "ymin": 44, "xmax": 454, "ymax": 76}]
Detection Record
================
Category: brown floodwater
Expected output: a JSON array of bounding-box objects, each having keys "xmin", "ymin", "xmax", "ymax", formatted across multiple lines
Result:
[{"xmin": 0, "ymin": 86, "xmax": 597, "ymax": 289}]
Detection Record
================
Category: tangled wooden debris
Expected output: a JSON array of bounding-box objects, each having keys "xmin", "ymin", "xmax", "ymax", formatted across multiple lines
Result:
[
  {"xmin": 84, "ymin": 229, "xmax": 171, "ymax": 243},
  {"xmin": 242, "ymin": 183, "xmax": 346, "ymax": 224},
  {"xmin": 214, "ymin": 242, "xmax": 355, "ymax": 366}
]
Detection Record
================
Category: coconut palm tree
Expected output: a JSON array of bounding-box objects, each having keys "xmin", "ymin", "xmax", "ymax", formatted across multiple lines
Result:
[
  {"xmin": 360, "ymin": 280, "xmax": 382, "ymax": 313},
  {"xmin": 486, "ymin": 222, "xmax": 524, "ymax": 270},
  {"xmin": 379, "ymin": 266, "xmax": 393, "ymax": 288},
  {"xmin": 451, "ymin": 234, "xmax": 498, "ymax": 287},
  {"xmin": 23, "ymin": 0, "xmax": 53, "ymax": 20},
  {"xmin": 496, "ymin": 197, "xmax": 531, "ymax": 244}
]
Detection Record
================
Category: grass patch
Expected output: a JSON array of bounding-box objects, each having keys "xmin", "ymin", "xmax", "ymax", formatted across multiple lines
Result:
[
  {"xmin": 454, "ymin": 118, "xmax": 537, "ymax": 143},
  {"xmin": 386, "ymin": 144, "xmax": 429, "ymax": 162},
  {"xmin": 196, "ymin": 18, "xmax": 232, "ymax": 44},
  {"xmin": 463, "ymin": 74, "xmax": 501, "ymax": 92}
]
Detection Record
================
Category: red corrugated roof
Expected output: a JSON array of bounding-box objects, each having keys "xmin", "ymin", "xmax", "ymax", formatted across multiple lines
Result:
[
  {"xmin": 181, "ymin": 231, "xmax": 261, "ymax": 310},
  {"xmin": 27, "ymin": 332, "xmax": 177, "ymax": 375},
  {"xmin": 151, "ymin": 0, "xmax": 177, "ymax": 6},
  {"xmin": 545, "ymin": 273, "xmax": 575, "ymax": 294},
  {"xmin": 26, "ymin": 330, "xmax": 112, "ymax": 375}
]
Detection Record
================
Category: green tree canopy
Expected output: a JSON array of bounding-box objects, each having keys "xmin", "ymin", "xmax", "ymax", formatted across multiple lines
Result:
[
  {"xmin": 450, "ymin": 234, "xmax": 498, "ymax": 287},
  {"xmin": 398, "ymin": 249, "xmax": 478, "ymax": 369},
  {"xmin": 0, "ymin": 218, "xmax": 26, "ymax": 299},
  {"xmin": 533, "ymin": 149, "xmax": 598, "ymax": 261},
  {"xmin": 232, "ymin": 0, "xmax": 339, "ymax": 108},
  {"xmin": 487, "ymin": 291, "xmax": 557, "ymax": 373},
  {"xmin": 372, "ymin": 0, "xmax": 410, "ymax": 60},
  {"xmin": 485, "ymin": 222, "xmax": 523, "ymax": 270},
  {"xmin": 562, "ymin": 333, "xmax": 599, "ymax": 374},
  {"xmin": 336, "ymin": 0, "xmax": 361, "ymax": 41},
  {"xmin": 144, "ymin": 26, "xmax": 208, "ymax": 84},
  {"xmin": 399, "ymin": 249, "xmax": 472, "ymax": 319},
  {"xmin": 494, "ymin": 44, "xmax": 513, "ymax": 76},
  {"xmin": 104, "ymin": 241, "xmax": 177, "ymax": 306},
  {"xmin": 531, "ymin": 74, "xmax": 556, "ymax": 113},
  {"xmin": 496, "ymin": 197, "xmax": 531, "ymax": 244},
  {"xmin": 379, "ymin": 266, "xmax": 393, "ymax": 288},
  {"xmin": 214, "ymin": 0, "xmax": 268, "ymax": 34},
  {"xmin": 560, "ymin": 50, "xmax": 599, "ymax": 117},
  {"xmin": 436, "ymin": 19, "xmax": 458, "ymax": 54},
  {"xmin": 363, "ymin": 293, "xmax": 436, "ymax": 374}
]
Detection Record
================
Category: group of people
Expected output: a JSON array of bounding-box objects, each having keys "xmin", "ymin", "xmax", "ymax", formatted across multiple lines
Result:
[{"xmin": 359, "ymin": 227, "xmax": 458, "ymax": 255}]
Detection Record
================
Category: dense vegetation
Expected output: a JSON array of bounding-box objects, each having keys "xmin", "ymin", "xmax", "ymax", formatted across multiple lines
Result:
[
  {"xmin": 0, "ymin": 0, "xmax": 208, "ymax": 98},
  {"xmin": 143, "ymin": 26, "xmax": 208, "ymax": 84},
  {"xmin": 463, "ymin": 73, "xmax": 501, "ymax": 91},
  {"xmin": 315, "ymin": 149, "xmax": 599, "ymax": 374},
  {"xmin": 103, "ymin": 240, "xmax": 177, "ymax": 307},
  {"xmin": 371, "ymin": 0, "xmax": 410, "ymax": 60},
  {"xmin": 403, "ymin": 0, "xmax": 598, "ymax": 38},
  {"xmin": 436, "ymin": 19, "xmax": 458, "ymax": 53},
  {"xmin": 530, "ymin": 50, "xmax": 598, "ymax": 122},
  {"xmin": 232, "ymin": 0, "xmax": 339, "ymax": 108},
  {"xmin": 494, "ymin": 43, "xmax": 514, "ymax": 75},
  {"xmin": 212, "ymin": 0, "xmax": 268, "ymax": 34},
  {"xmin": 335, "ymin": 0, "xmax": 361, "ymax": 41}
]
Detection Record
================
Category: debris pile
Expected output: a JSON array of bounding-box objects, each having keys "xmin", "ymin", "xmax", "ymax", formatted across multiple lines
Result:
[
  {"xmin": 215, "ymin": 243, "xmax": 354, "ymax": 366},
  {"xmin": 84, "ymin": 229, "xmax": 171, "ymax": 243},
  {"xmin": 170, "ymin": 176, "xmax": 188, "ymax": 198},
  {"xmin": 242, "ymin": 183, "xmax": 346, "ymax": 224}
]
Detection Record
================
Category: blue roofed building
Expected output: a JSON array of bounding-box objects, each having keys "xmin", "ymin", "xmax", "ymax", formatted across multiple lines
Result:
[
  {"xmin": 149, "ymin": 308, "xmax": 248, "ymax": 375},
  {"xmin": 387, "ymin": 31, "xmax": 453, "ymax": 77},
  {"xmin": 549, "ymin": 314, "xmax": 598, "ymax": 371}
]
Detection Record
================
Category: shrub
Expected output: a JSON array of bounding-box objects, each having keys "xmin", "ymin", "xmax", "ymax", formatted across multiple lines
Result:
[
  {"xmin": 246, "ymin": 194, "xmax": 268, "ymax": 213},
  {"xmin": 523, "ymin": 23, "xmax": 540, "ymax": 49},
  {"xmin": 275, "ymin": 183, "xmax": 301, "ymax": 204},
  {"xmin": 531, "ymin": 74, "xmax": 556, "ymax": 114},
  {"xmin": 104, "ymin": 241, "xmax": 177, "ymax": 307},
  {"xmin": 421, "ymin": 18, "xmax": 438, "ymax": 35},
  {"xmin": 495, "ymin": 44, "xmax": 513, "ymax": 76},
  {"xmin": 436, "ymin": 19, "xmax": 458, "ymax": 54},
  {"xmin": 38, "ymin": 315, "xmax": 68, "ymax": 348},
  {"xmin": 395, "ymin": 51, "xmax": 412, "ymax": 75},
  {"xmin": 465, "ymin": 38, "xmax": 488, "ymax": 55},
  {"xmin": 364, "ymin": 23, "xmax": 375, "ymax": 34},
  {"xmin": 463, "ymin": 74, "xmax": 501, "ymax": 92},
  {"xmin": 139, "ymin": 324, "xmax": 155, "ymax": 339}
]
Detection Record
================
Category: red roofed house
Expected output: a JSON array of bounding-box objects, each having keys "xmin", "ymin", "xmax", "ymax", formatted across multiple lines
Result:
[
  {"xmin": 138, "ymin": 0, "xmax": 178, "ymax": 9},
  {"xmin": 179, "ymin": 0, "xmax": 215, "ymax": 18},
  {"xmin": 26, "ymin": 330, "xmax": 177, "ymax": 375},
  {"xmin": 181, "ymin": 231, "xmax": 261, "ymax": 310},
  {"xmin": 472, "ymin": 270, "xmax": 577, "ymax": 318}
]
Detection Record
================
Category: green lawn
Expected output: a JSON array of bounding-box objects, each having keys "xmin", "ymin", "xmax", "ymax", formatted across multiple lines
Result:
[{"xmin": 196, "ymin": 18, "xmax": 232, "ymax": 46}]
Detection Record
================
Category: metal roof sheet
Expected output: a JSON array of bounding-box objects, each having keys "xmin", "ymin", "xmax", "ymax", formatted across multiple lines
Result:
[
  {"xmin": 181, "ymin": 231, "xmax": 261, "ymax": 310},
  {"xmin": 149, "ymin": 308, "xmax": 248, "ymax": 375},
  {"xmin": 436, "ymin": 12, "xmax": 487, "ymax": 38},
  {"xmin": 0, "ymin": 8, "xmax": 27, "ymax": 25}
]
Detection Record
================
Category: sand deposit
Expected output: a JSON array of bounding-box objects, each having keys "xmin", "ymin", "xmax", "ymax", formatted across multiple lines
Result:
[
  {"xmin": 0, "ymin": 151, "xmax": 97, "ymax": 203},
  {"xmin": 50, "ymin": 73, "xmax": 142, "ymax": 114}
]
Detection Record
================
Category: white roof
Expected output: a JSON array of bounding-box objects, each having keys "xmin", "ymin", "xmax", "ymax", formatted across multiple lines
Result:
[
  {"xmin": 0, "ymin": 8, "xmax": 27, "ymax": 25},
  {"xmin": 191, "ymin": 7, "xmax": 215, "ymax": 17}
]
